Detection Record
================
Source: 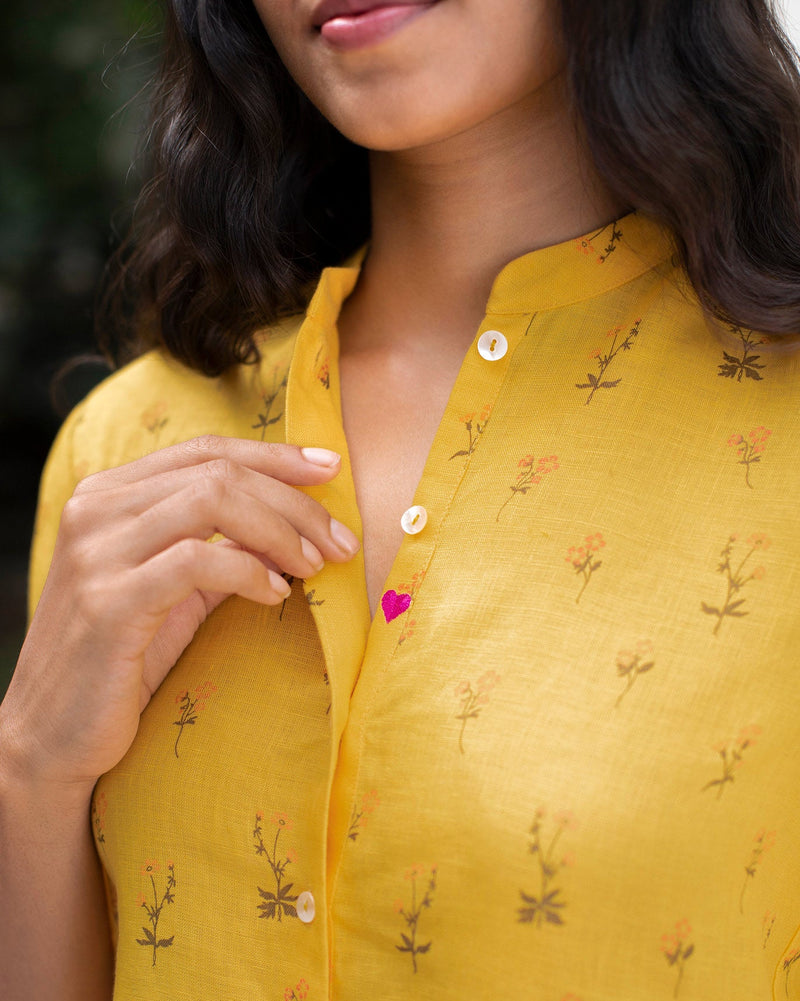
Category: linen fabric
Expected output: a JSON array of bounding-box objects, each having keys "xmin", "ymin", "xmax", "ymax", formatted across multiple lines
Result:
[{"xmin": 29, "ymin": 214, "xmax": 800, "ymax": 1000}]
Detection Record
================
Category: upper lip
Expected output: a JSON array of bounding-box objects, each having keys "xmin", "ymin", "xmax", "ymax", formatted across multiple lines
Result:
[{"xmin": 310, "ymin": 0, "xmax": 428, "ymax": 28}]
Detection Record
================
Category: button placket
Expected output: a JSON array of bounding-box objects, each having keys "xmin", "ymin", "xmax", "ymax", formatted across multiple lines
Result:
[
  {"xmin": 388, "ymin": 322, "xmax": 526, "ymax": 560},
  {"xmin": 325, "ymin": 314, "xmax": 534, "ymax": 945},
  {"xmin": 390, "ymin": 325, "xmax": 517, "ymax": 548},
  {"xmin": 287, "ymin": 288, "xmax": 371, "ymax": 744}
]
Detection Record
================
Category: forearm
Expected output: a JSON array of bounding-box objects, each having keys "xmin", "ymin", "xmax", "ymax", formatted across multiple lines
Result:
[{"xmin": 0, "ymin": 759, "xmax": 113, "ymax": 1001}]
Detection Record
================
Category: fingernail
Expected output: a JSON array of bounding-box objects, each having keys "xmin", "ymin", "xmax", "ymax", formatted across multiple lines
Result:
[
  {"xmin": 300, "ymin": 536, "xmax": 325, "ymax": 572},
  {"xmin": 330, "ymin": 519, "xmax": 360, "ymax": 555},
  {"xmin": 301, "ymin": 447, "xmax": 341, "ymax": 467},
  {"xmin": 275, "ymin": 576, "xmax": 292, "ymax": 599}
]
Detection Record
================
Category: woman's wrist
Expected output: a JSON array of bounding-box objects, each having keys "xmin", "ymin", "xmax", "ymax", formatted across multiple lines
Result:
[{"xmin": 0, "ymin": 716, "xmax": 98, "ymax": 810}]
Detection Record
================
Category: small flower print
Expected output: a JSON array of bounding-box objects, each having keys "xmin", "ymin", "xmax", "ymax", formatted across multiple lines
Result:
[
  {"xmin": 454, "ymin": 671, "xmax": 500, "ymax": 754},
  {"xmin": 254, "ymin": 812, "xmax": 299, "ymax": 921},
  {"xmin": 578, "ymin": 221, "xmax": 623, "ymax": 263},
  {"xmin": 717, "ymin": 326, "xmax": 767, "ymax": 382},
  {"xmin": 347, "ymin": 790, "xmax": 381, "ymax": 842},
  {"xmin": 560, "ymin": 995, "xmax": 584, "ymax": 1001},
  {"xmin": 701, "ymin": 724, "xmax": 762, "ymax": 798},
  {"xmin": 701, "ymin": 534, "xmax": 770, "ymax": 636},
  {"xmin": 399, "ymin": 618, "xmax": 419, "ymax": 642},
  {"xmin": 395, "ymin": 864, "xmax": 437, "ymax": 973},
  {"xmin": 312, "ymin": 343, "xmax": 330, "ymax": 389},
  {"xmin": 322, "ymin": 668, "xmax": 331, "ymax": 716},
  {"xmin": 497, "ymin": 453, "xmax": 559, "ymax": 521},
  {"xmin": 253, "ymin": 365, "xmax": 288, "ymax": 439},
  {"xmin": 395, "ymin": 571, "xmax": 426, "ymax": 644},
  {"xmin": 141, "ymin": 402, "xmax": 169, "ymax": 446},
  {"xmin": 552, "ymin": 810, "xmax": 577, "ymax": 831},
  {"xmin": 762, "ymin": 909, "xmax": 776, "ymax": 949},
  {"xmin": 575, "ymin": 318, "xmax": 642, "ymax": 404},
  {"xmin": 661, "ymin": 919, "xmax": 694, "ymax": 998},
  {"xmin": 614, "ymin": 640, "xmax": 655, "ymax": 707},
  {"xmin": 517, "ymin": 808, "xmax": 576, "ymax": 928},
  {"xmin": 739, "ymin": 829, "xmax": 776, "ymax": 913},
  {"xmin": 172, "ymin": 681, "xmax": 217, "ymax": 758},
  {"xmin": 92, "ymin": 791, "xmax": 107, "ymax": 849},
  {"xmin": 783, "ymin": 947, "xmax": 800, "ymax": 997},
  {"xmin": 450, "ymin": 404, "xmax": 492, "ymax": 459},
  {"xmin": 306, "ymin": 589, "xmax": 324, "ymax": 607},
  {"xmin": 283, "ymin": 979, "xmax": 309, "ymax": 1001},
  {"xmin": 135, "ymin": 861, "xmax": 176, "ymax": 967},
  {"xmin": 599, "ymin": 222, "xmax": 623, "ymax": 261},
  {"xmin": 727, "ymin": 427, "xmax": 772, "ymax": 488},
  {"xmin": 566, "ymin": 533, "xmax": 605, "ymax": 603}
]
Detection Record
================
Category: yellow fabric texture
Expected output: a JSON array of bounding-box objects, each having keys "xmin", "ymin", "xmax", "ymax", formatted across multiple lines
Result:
[{"xmin": 29, "ymin": 214, "xmax": 800, "ymax": 1000}]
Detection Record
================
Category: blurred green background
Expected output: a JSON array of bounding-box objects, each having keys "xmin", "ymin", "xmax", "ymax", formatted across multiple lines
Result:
[{"xmin": 0, "ymin": 0, "xmax": 158, "ymax": 696}]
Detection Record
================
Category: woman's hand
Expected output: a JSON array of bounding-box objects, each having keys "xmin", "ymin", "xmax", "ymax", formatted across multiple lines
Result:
[{"xmin": 0, "ymin": 436, "xmax": 359, "ymax": 790}]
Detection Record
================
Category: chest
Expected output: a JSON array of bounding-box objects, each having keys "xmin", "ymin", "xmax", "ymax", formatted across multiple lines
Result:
[
  {"xmin": 91, "ymin": 288, "xmax": 800, "ymax": 1001},
  {"xmin": 338, "ymin": 347, "xmax": 460, "ymax": 617}
]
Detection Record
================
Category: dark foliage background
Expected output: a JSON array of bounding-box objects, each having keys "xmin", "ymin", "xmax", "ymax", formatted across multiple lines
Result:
[
  {"xmin": 3, "ymin": 1, "xmax": 800, "ymax": 702},
  {"xmin": 0, "ymin": 0, "xmax": 157, "ymax": 696}
]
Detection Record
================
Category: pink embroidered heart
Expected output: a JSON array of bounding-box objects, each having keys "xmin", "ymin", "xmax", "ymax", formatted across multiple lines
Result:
[{"xmin": 381, "ymin": 589, "xmax": 411, "ymax": 623}]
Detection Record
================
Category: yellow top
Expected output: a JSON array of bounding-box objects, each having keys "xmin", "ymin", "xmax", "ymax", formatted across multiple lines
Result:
[{"xmin": 30, "ymin": 214, "xmax": 800, "ymax": 1001}]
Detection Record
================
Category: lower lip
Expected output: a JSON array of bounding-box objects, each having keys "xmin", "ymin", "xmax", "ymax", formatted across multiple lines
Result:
[{"xmin": 319, "ymin": 2, "xmax": 439, "ymax": 51}]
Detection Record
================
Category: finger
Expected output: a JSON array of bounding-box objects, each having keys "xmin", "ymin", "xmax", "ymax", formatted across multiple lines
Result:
[
  {"xmin": 79, "ymin": 456, "xmax": 339, "ymax": 539},
  {"xmin": 116, "ymin": 479, "xmax": 328, "ymax": 577},
  {"xmin": 73, "ymin": 436, "xmax": 342, "ymax": 494},
  {"xmin": 62, "ymin": 459, "xmax": 360, "ymax": 568},
  {"xmin": 69, "ymin": 470, "xmax": 355, "ymax": 576},
  {"xmin": 129, "ymin": 538, "xmax": 293, "ymax": 617}
]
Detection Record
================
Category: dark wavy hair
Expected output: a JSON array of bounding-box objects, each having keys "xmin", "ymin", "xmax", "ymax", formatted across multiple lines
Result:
[{"xmin": 99, "ymin": 0, "xmax": 800, "ymax": 374}]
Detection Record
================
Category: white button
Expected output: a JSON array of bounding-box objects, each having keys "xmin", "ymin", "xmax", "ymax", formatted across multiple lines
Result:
[
  {"xmin": 400, "ymin": 505, "xmax": 428, "ymax": 535},
  {"xmin": 297, "ymin": 890, "xmax": 315, "ymax": 923},
  {"xmin": 477, "ymin": 329, "xmax": 508, "ymax": 361}
]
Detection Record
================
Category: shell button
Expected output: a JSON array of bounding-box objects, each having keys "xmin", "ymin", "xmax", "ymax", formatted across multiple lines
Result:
[
  {"xmin": 477, "ymin": 329, "xmax": 508, "ymax": 361},
  {"xmin": 297, "ymin": 890, "xmax": 315, "ymax": 924},
  {"xmin": 400, "ymin": 505, "xmax": 428, "ymax": 535}
]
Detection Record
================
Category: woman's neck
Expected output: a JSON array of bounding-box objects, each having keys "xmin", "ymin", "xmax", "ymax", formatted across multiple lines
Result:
[{"xmin": 340, "ymin": 75, "xmax": 626, "ymax": 355}]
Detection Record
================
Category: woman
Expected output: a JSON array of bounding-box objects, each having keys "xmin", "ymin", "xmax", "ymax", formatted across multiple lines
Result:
[{"xmin": 3, "ymin": 0, "xmax": 800, "ymax": 998}]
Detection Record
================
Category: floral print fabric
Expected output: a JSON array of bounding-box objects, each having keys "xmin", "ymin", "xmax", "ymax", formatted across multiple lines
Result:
[{"xmin": 29, "ymin": 213, "xmax": 800, "ymax": 999}]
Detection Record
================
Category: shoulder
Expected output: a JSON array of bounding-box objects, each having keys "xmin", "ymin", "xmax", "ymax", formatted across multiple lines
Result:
[
  {"xmin": 27, "ymin": 316, "xmax": 303, "ymax": 616},
  {"xmin": 68, "ymin": 315, "xmax": 303, "ymax": 477}
]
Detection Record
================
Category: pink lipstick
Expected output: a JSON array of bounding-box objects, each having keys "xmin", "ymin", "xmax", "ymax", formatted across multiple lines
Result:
[{"xmin": 313, "ymin": 1, "xmax": 440, "ymax": 51}]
